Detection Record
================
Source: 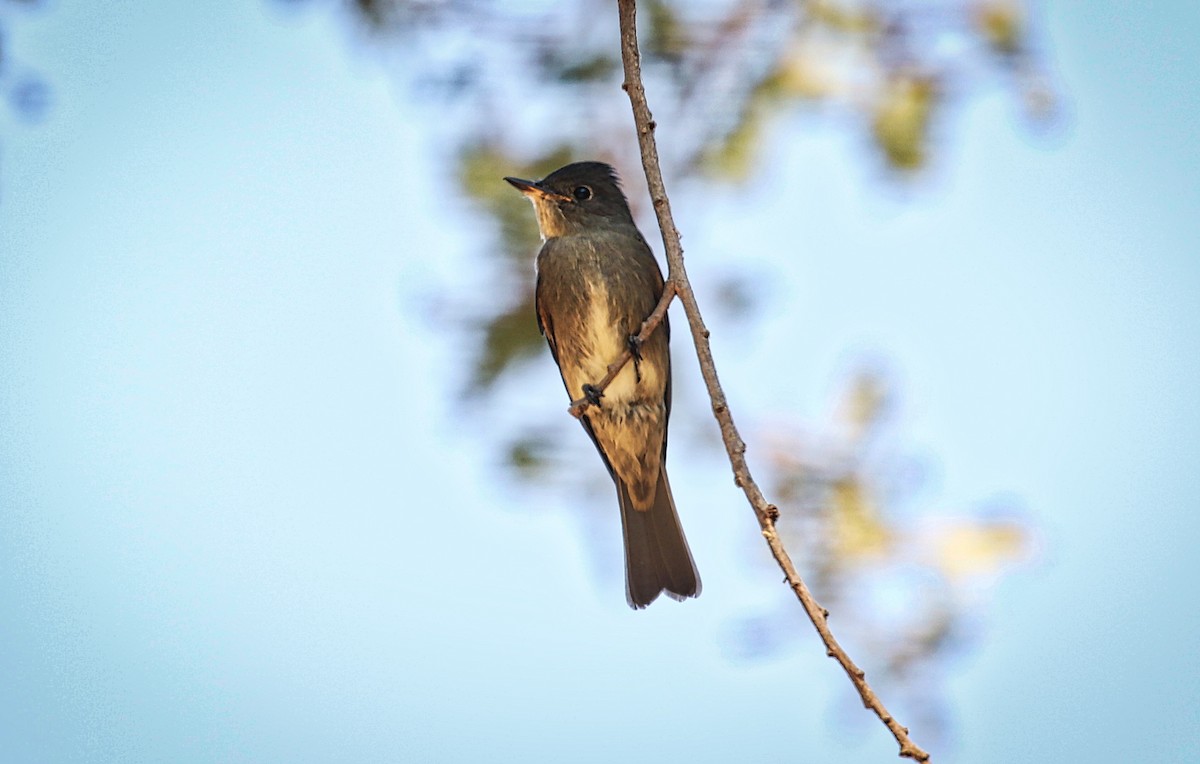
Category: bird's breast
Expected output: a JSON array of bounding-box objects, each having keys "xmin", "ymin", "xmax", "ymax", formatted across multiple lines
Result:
[{"xmin": 567, "ymin": 278, "xmax": 659, "ymax": 405}]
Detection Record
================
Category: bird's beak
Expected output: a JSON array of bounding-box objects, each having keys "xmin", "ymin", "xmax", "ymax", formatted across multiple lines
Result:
[{"xmin": 504, "ymin": 176, "xmax": 573, "ymax": 203}]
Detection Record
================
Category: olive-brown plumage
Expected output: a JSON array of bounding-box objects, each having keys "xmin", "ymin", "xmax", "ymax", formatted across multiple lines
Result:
[{"xmin": 504, "ymin": 162, "xmax": 700, "ymax": 608}]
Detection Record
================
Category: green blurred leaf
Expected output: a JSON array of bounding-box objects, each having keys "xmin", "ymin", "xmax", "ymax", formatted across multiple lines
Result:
[
  {"xmin": 702, "ymin": 108, "xmax": 762, "ymax": 181},
  {"xmin": 458, "ymin": 142, "xmax": 574, "ymax": 262},
  {"xmin": 470, "ymin": 297, "xmax": 544, "ymax": 395},
  {"xmin": 543, "ymin": 53, "xmax": 619, "ymax": 83},
  {"xmin": 455, "ymin": 143, "xmax": 579, "ymax": 396},
  {"xmin": 506, "ymin": 431, "xmax": 556, "ymax": 477},
  {"xmin": 701, "ymin": 66, "xmax": 788, "ymax": 181},
  {"xmin": 644, "ymin": 0, "xmax": 685, "ymax": 62}
]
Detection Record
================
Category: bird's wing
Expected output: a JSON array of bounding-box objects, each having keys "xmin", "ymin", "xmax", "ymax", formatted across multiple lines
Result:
[
  {"xmin": 536, "ymin": 241, "xmax": 619, "ymax": 483},
  {"xmin": 534, "ymin": 272, "xmax": 557, "ymax": 361},
  {"xmin": 661, "ymin": 308, "xmax": 672, "ymax": 455},
  {"xmin": 534, "ymin": 258, "xmax": 568, "ymax": 394},
  {"xmin": 636, "ymin": 233, "xmax": 673, "ymax": 456}
]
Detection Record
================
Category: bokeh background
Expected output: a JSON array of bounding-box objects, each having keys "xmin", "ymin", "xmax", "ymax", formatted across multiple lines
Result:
[{"xmin": 1, "ymin": 1, "xmax": 1197, "ymax": 762}]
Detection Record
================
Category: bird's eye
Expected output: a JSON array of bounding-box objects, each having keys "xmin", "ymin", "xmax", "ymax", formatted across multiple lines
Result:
[{"xmin": 572, "ymin": 185, "xmax": 592, "ymax": 201}]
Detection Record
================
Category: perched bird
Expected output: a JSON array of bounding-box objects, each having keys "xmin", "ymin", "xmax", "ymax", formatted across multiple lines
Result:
[{"xmin": 504, "ymin": 161, "xmax": 700, "ymax": 608}]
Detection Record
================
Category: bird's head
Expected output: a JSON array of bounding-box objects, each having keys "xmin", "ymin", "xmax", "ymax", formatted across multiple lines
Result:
[{"xmin": 504, "ymin": 161, "xmax": 636, "ymax": 239}]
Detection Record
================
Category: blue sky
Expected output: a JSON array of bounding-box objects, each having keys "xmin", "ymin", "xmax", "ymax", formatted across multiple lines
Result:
[{"xmin": 1, "ymin": 2, "xmax": 1197, "ymax": 762}]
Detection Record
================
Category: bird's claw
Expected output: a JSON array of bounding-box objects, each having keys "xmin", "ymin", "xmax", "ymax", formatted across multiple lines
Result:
[
  {"xmin": 582, "ymin": 384, "xmax": 604, "ymax": 406},
  {"xmin": 627, "ymin": 334, "xmax": 644, "ymax": 383},
  {"xmin": 626, "ymin": 334, "xmax": 644, "ymax": 361}
]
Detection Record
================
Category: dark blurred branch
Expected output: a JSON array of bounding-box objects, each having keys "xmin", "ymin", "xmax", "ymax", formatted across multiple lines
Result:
[
  {"xmin": 616, "ymin": 1, "xmax": 931, "ymax": 760},
  {"xmin": 567, "ymin": 281, "xmax": 676, "ymax": 418}
]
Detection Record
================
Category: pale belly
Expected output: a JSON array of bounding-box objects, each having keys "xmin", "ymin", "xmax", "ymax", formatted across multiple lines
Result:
[{"xmin": 564, "ymin": 280, "xmax": 661, "ymax": 404}]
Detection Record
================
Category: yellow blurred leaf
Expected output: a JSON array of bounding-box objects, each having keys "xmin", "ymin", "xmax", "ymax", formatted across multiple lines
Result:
[
  {"xmin": 831, "ymin": 477, "xmax": 891, "ymax": 559},
  {"xmin": 837, "ymin": 369, "xmax": 890, "ymax": 443},
  {"xmin": 778, "ymin": 48, "xmax": 837, "ymax": 100},
  {"xmin": 976, "ymin": 1, "xmax": 1025, "ymax": 57},
  {"xmin": 810, "ymin": 0, "xmax": 877, "ymax": 34},
  {"xmin": 872, "ymin": 73, "xmax": 937, "ymax": 170},
  {"xmin": 703, "ymin": 107, "xmax": 763, "ymax": 182},
  {"xmin": 927, "ymin": 519, "xmax": 1031, "ymax": 580}
]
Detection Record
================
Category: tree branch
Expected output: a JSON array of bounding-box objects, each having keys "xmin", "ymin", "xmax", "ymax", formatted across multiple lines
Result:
[
  {"xmin": 615, "ymin": 1, "xmax": 931, "ymax": 761},
  {"xmin": 566, "ymin": 281, "xmax": 677, "ymax": 418}
]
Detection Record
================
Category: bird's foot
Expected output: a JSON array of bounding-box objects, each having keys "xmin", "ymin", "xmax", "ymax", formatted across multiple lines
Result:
[
  {"xmin": 627, "ymin": 335, "xmax": 643, "ymax": 383},
  {"xmin": 626, "ymin": 334, "xmax": 643, "ymax": 361},
  {"xmin": 582, "ymin": 384, "xmax": 605, "ymax": 407}
]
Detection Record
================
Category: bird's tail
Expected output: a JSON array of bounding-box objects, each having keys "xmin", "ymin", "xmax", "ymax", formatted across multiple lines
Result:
[{"xmin": 618, "ymin": 468, "xmax": 701, "ymax": 608}]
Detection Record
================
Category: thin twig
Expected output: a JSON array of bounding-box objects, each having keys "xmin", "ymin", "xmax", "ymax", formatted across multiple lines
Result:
[
  {"xmin": 615, "ymin": 1, "xmax": 931, "ymax": 761},
  {"xmin": 567, "ymin": 281, "xmax": 677, "ymax": 418}
]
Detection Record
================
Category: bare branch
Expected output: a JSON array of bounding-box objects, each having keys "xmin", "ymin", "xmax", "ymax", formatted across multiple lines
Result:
[
  {"xmin": 566, "ymin": 280, "xmax": 677, "ymax": 417},
  {"xmin": 615, "ymin": 1, "xmax": 931, "ymax": 760}
]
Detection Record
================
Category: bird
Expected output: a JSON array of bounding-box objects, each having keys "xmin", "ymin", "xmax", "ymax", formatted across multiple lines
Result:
[{"xmin": 504, "ymin": 161, "xmax": 700, "ymax": 608}]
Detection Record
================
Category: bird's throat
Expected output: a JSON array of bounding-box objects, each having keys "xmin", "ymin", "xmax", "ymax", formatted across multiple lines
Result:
[{"xmin": 531, "ymin": 198, "xmax": 570, "ymax": 240}]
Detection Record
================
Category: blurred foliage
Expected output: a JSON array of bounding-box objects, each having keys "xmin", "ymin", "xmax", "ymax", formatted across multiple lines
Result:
[
  {"xmin": 3, "ymin": 0, "xmax": 1052, "ymax": 743},
  {"xmin": 731, "ymin": 367, "xmax": 1036, "ymax": 740},
  {"xmin": 454, "ymin": 144, "xmax": 575, "ymax": 392},
  {"xmin": 977, "ymin": 1, "xmax": 1025, "ymax": 57},
  {"xmin": 291, "ymin": 0, "xmax": 1062, "ymax": 402},
  {"xmin": 872, "ymin": 73, "xmax": 937, "ymax": 170},
  {"xmin": 288, "ymin": 0, "xmax": 1050, "ymax": 741}
]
